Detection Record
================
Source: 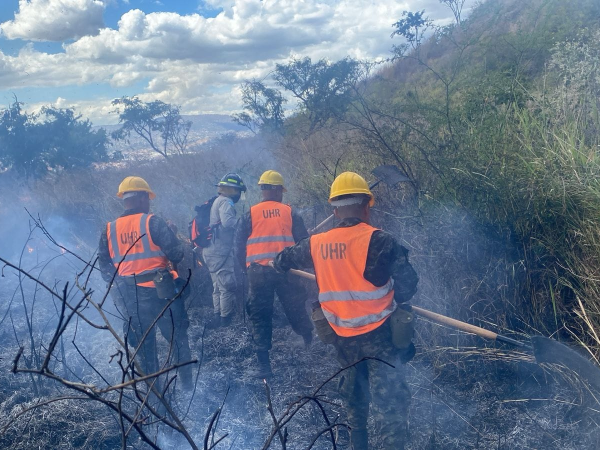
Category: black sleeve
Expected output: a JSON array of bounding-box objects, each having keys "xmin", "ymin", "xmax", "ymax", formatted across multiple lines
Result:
[
  {"xmin": 365, "ymin": 231, "xmax": 418, "ymax": 303},
  {"xmin": 98, "ymin": 229, "xmax": 115, "ymax": 283},
  {"xmin": 291, "ymin": 209, "xmax": 309, "ymax": 242},
  {"xmin": 149, "ymin": 215, "xmax": 184, "ymax": 264},
  {"xmin": 273, "ymin": 237, "xmax": 314, "ymax": 272},
  {"xmin": 234, "ymin": 211, "xmax": 252, "ymax": 269}
]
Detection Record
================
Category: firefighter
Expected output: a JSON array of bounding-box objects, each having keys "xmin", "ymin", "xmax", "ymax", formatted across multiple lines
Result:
[
  {"xmin": 98, "ymin": 176, "xmax": 193, "ymax": 389},
  {"xmin": 204, "ymin": 172, "xmax": 247, "ymax": 329},
  {"xmin": 235, "ymin": 170, "xmax": 313, "ymax": 378},
  {"xmin": 272, "ymin": 172, "xmax": 419, "ymax": 449}
]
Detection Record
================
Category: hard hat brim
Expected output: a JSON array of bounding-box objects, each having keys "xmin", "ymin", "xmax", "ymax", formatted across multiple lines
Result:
[
  {"xmin": 329, "ymin": 193, "xmax": 375, "ymax": 207},
  {"xmin": 117, "ymin": 190, "xmax": 156, "ymax": 200},
  {"xmin": 217, "ymin": 182, "xmax": 247, "ymax": 192}
]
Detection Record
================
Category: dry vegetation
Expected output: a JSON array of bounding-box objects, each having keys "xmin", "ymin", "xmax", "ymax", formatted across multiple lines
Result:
[{"xmin": 3, "ymin": 0, "xmax": 600, "ymax": 447}]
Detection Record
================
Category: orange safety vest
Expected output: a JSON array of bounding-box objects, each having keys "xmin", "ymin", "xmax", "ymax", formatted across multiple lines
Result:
[
  {"xmin": 191, "ymin": 217, "xmax": 199, "ymax": 246},
  {"xmin": 107, "ymin": 213, "xmax": 176, "ymax": 288},
  {"xmin": 310, "ymin": 222, "xmax": 395, "ymax": 337},
  {"xmin": 246, "ymin": 201, "xmax": 294, "ymax": 267}
]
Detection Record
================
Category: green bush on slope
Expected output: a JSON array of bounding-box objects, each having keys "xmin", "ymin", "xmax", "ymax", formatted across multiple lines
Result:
[{"xmin": 264, "ymin": 0, "xmax": 600, "ymax": 353}]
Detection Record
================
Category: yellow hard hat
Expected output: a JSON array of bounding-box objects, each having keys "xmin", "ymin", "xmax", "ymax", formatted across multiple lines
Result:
[
  {"xmin": 329, "ymin": 172, "xmax": 374, "ymax": 206},
  {"xmin": 117, "ymin": 176, "xmax": 156, "ymax": 199},
  {"xmin": 258, "ymin": 170, "xmax": 287, "ymax": 192}
]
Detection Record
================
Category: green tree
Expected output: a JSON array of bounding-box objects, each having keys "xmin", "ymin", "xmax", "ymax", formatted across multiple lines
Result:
[
  {"xmin": 40, "ymin": 107, "xmax": 109, "ymax": 170},
  {"xmin": 273, "ymin": 57, "xmax": 363, "ymax": 131},
  {"xmin": 0, "ymin": 100, "xmax": 42, "ymax": 177},
  {"xmin": 0, "ymin": 100, "xmax": 109, "ymax": 178},
  {"xmin": 111, "ymin": 96, "xmax": 192, "ymax": 158},
  {"xmin": 391, "ymin": 10, "xmax": 433, "ymax": 57},
  {"xmin": 232, "ymin": 80, "xmax": 286, "ymax": 135}
]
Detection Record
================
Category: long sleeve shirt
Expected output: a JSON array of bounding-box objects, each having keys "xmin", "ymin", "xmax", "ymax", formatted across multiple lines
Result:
[
  {"xmin": 98, "ymin": 207, "xmax": 184, "ymax": 282},
  {"xmin": 203, "ymin": 194, "xmax": 238, "ymax": 262},
  {"xmin": 235, "ymin": 202, "xmax": 309, "ymax": 269},
  {"xmin": 273, "ymin": 217, "xmax": 418, "ymax": 304}
]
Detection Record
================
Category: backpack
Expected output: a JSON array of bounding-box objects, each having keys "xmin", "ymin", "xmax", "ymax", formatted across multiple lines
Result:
[{"xmin": 189, "ymin": 196, "xmax": 218, "ymax": 249}]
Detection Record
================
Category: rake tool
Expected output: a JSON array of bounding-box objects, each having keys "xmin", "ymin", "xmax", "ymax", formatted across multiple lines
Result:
[{"xmin": 288, "ymin": 268, "xmax": 600, "ymax": 391}]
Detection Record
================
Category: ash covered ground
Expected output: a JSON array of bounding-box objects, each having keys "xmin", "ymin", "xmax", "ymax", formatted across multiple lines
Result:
[
  {"xmin": 1, "ymin": 263, "xmax": 600, "ymax": 449},
  {"xmin": 1, "ymin": 217, "xmax": 599, "ymax": 449}
]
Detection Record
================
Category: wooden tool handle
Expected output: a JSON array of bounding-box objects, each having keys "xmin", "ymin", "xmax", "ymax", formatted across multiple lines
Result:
[
  {"xmin": 287, "ymin": 268, "xmax": 500, "ymax": 342},
  {"xmin": 289, "ymin": 268, "xmax": 316, "ymax": 281},
  {"xmin": 310, "ymin": 215, "xmax": 334, "ymax": 234},
  {"xmin": 411, "ymin": 306, "xmax": 499, "ymax": 341}
]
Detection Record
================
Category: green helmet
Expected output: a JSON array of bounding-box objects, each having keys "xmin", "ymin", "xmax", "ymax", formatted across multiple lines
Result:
[{"xmin": 216, "ymin": 172, "xmax": 247, "ymax": 192}]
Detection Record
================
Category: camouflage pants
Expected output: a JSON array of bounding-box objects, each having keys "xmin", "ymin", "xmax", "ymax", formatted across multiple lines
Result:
[
  {"xmin": 334, "ymin": 321, "xmax": 411, "ymax": 449},
  {"xmin": 246, "ymin": 263, "xmax": 313, "ymax": 352},
  {"xmin": 112, "ymin": 283, "xmax": 193, "ymax": 384}
]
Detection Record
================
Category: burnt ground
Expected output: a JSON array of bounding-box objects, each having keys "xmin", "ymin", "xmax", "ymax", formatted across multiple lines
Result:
[
  {"xmin": 173, "ymin": 298, "xmax": 600, "ymax": 450},
  {"xmin": 1, "ymin": 269, "xmax": 600, "ymax": 449}
]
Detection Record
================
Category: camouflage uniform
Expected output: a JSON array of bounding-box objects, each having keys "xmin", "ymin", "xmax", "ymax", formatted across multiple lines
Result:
[
  {"xmin": 98, "ymin": 208, "xmax": 193, "ymax": 385},
  {"xmin": 274, "ymin": 217, "xmax": 418, "ymax": 449},
  {"xmin": 334, "ymin": 321, "xmax": 411, "ymax": 449},
  {"xmin": 236, "ymin": 206, "xmax": 312, "ymax": 351},
  {"xmin": 245, "ymin": 264, "xmax": 312, "ymax": 351}
]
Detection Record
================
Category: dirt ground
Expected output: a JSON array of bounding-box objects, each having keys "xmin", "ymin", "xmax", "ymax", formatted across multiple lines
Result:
[{"xmin": 2, "ymin": 264, "xmax": 600, "ymax": 449}]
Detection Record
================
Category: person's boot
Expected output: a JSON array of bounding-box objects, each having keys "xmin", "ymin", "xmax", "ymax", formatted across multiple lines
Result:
[
  {"xmin": 205, "ymin": 313, "xmax": 221, "ymax": 329},
  {"xmin": 220, "ymin": 314, "xmax": 232, "ymax": 327},
  {"xmin": 248, "ymin": 351, "xmax": 273, "ymax": 379},
  {"xmin": 350, "ymin": 428, "xmax": 368, "ymax": 450}
]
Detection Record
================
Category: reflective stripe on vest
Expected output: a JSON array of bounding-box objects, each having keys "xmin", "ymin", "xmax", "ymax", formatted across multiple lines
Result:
[
  {"xmin": 310, "ymin": 222, "xmax": 396, "ymax": 337},
  {"xmin": 246, "ymin": 201, "xmax": 294, "ymax": 267},
  {"xmin": 107, "ymin": 213, "xmax": 171, "ymax": 286},
  {"xmin": 322, "ymin": 303, "xmax": 396, "ymax": 329},
  {"xmin": 319, "ymin": 279, "xmax": 394, "ymax": 302}
]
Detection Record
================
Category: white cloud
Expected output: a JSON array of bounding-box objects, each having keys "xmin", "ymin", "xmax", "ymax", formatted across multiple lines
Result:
[
  {"xmin": 65, "ymin": 4, "xmax": 335, "ymax": 65},
  {"xmin": 0, "ymin": 0, "xmax": 479, "ymax": 123},
  {"xmin": 1, "ymin": 0, "xmax": 106, "ymax": 41}
]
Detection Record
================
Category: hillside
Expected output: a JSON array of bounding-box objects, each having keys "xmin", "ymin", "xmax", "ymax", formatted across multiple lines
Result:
[
  {"xmin": 270, "ymin": 0, "xmax": 600, "ymax": 346},
  {"xmin": 2, "ymin": 0, "xmax": 600, "ymax": 448}
]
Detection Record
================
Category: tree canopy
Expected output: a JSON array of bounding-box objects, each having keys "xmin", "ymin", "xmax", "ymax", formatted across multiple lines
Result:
[
  {"xmin": 0, "ymin": 100, "xmax": 109, "ymax": 178},
  {"xmin": 233, "ymin": 57, "xmax": 364, "ymax": 135},
  {"xmin": 111, "ymin": 96, "xmax": 192, "ymax": 158}
]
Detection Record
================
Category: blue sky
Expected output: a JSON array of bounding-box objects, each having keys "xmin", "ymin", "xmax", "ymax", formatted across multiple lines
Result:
[
  {"xmin": 0, "ymin": 0, "xmax": 222, "ymax": 57},
  {"xmin": 0, "ymin": 0, "xmax": 477, "ymax": 124}
]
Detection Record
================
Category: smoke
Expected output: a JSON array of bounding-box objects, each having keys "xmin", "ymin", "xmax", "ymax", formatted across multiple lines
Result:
[
  {"xmin": 0, "ymin": 138, "xmax": 289, "ymax": 449},
  {"xmin": 2, "ymin": 141, "xmax": 600, "ymax": 449},
  {"xmin": 0, "ymin": 185, "xmax": 123, "ymax": 383}
]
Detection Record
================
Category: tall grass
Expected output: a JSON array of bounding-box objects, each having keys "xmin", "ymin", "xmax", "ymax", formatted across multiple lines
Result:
[{"xmin": 267, "ymin": 1, "xmax": 600, "ymax": 357}]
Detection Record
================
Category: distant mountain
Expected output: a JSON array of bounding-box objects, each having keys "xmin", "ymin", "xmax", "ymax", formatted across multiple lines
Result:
[{"xmin": 99, "ymin": 114, "xmax": 250, "ymax": 157}]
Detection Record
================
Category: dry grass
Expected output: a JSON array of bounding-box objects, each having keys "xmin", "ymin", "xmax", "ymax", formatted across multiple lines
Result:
[{"xmin": 1, "ymin": 237, "xmax": 600, "ymax": 448}]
